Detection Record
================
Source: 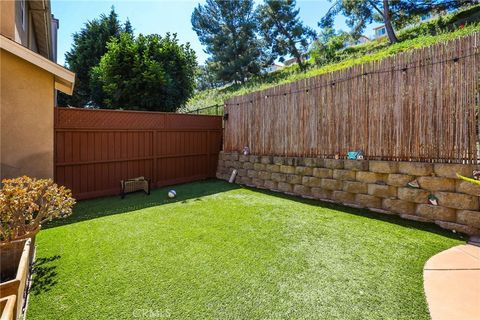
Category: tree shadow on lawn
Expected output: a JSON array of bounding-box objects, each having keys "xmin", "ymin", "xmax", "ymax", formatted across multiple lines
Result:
[
  {"xmin": 29, "ymin": 255, "xmax": 61, "ymax": 295},
  {"xmin": 246, "ymin": 186, "xmax": 466, "ymax": 242},
  {"xmin": 43, "ymin": 179, "xmax": 240, "ymax": 229}
]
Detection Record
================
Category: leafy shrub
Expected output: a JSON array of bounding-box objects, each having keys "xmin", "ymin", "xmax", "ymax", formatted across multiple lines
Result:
[
  {"xmin": 310, "ymin": 29, "xmax": 349, "ymax": 67},
  {"xmin": 91, "ymin": 33, "xmax": 197, "ymax": 112},
  {"xmin": 0, "ymin": 176, "xmax": 75, "ymax": 245}
]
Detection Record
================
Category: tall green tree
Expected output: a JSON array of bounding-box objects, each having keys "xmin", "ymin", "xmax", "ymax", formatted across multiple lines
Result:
[
  {"xmin": 91, "ymin": 33, "xmax": 197, "ymax": 112},
  {"xmin": 59, "ymin": 7, "xmax": 132, "ymax": 107},
  {"xmin": 196, "ymin": 63, "xmax": 224, "ymax": 90},
  {"xmin": 124, "ymin": 19, "xmax": 134, "ymax": 35},
  {"xmin": 309, "ymin": 28, "xmax": 349, "ymax": 66},
  {"xmin": 191, "ymin": 0, "xmax": 266, "ymax": 84},
  {"xmin": 320, "ymin": 0, "xmax": 474, "ymax": 44},
  {"xmin": 256, "ymin": 0, "xmax": 316, "ymax": 71}
]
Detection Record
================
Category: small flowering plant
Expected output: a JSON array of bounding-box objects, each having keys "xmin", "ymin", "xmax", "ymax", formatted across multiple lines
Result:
[{"xmin": 0, "ymin": 176, "xmax": 75, "ymax": 246}]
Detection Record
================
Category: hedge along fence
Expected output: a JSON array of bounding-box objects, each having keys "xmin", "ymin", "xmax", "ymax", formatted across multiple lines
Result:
[{"xmin": 224, "ymin": 33, "xmax": 480, "ymax": 163}]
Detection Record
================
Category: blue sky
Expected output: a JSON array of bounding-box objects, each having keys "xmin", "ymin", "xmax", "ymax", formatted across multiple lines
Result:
[{"xmin": 51, "ymin": 0, "xmax": 378, "ymax": 66}]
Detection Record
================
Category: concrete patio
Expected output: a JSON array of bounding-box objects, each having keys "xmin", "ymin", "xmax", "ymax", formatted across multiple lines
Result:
[{"xmin": 424, "ymin": 243, "xmax": 480, "ymax": 320}]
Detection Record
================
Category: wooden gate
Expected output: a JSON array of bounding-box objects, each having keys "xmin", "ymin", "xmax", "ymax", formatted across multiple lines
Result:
[{"xmin": 54, "ymin": 108, "xmax": 222, "ymax": 200}]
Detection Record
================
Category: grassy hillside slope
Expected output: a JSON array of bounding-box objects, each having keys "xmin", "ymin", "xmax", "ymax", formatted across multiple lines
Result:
[{"xmin": 185, "ymin": 5, "xmax": 480, "ymax": 114}]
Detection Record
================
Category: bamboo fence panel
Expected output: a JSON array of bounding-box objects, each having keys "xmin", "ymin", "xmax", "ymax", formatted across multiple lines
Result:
[{"xmin": 224, "ymin": 33, "xmax": 480, "ymax": 163}]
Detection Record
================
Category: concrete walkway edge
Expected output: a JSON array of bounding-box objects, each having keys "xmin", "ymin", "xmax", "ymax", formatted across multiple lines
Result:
[{"xmin": 423, "ymin": 244, "xmax": 480, "ymax": 320}]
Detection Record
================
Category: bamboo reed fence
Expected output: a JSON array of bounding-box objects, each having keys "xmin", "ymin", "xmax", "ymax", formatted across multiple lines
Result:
[{"xmin": 224, "ymin": 33, "xmax": 480, "ymax": 163}]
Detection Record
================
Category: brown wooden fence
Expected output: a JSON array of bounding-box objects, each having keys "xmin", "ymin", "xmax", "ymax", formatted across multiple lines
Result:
[
  {"xmin": 224, "ymin": 33, "xmax": 480, "ymax": 163},
  {"xmin": 54, "ymin": 108, "xmax": 222, "ymax": 200}
]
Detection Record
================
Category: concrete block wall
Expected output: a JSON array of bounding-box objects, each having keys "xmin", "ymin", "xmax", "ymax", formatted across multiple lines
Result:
[{"xmin": 217, "ymin": 152, "xmax": 480, "ymax": 235}]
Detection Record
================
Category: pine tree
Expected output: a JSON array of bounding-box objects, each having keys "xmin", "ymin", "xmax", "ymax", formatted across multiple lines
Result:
[
  {"xmin": 191, "ymin": 0, "xmax": 266, "ymax": 84},
  {"xmin": 256, "ymin": 0, "xmax": 316, "ymax": 71},
  {"xmin": 124, "ymin": 19, "xmax": 134, "ymax": 35}
]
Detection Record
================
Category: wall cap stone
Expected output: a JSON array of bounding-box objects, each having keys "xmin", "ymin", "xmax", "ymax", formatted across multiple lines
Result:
[
  {"xmin": 398, "ymin": 162, "xmax": 434, "ymax": 176},
  {"xmin": 369, "ymin": 161, "xmax": 399, "ymax": 174}
]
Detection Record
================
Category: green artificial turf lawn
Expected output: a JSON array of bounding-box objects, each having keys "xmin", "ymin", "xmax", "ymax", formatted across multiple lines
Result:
[{"xmin": 27, "ymin": 180, "xmax": 464, "ymax": 319}]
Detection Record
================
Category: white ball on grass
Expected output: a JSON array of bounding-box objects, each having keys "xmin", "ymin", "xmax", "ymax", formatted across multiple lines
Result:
[{"xmin": 168, "ymin": 190, "xmax": 176, "ymax": 198}]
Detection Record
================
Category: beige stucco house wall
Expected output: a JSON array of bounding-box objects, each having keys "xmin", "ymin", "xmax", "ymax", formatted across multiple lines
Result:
[
  {"xmin": 0, "ymin": 0, "xmax": 73, "ymax": 181},
  {"xmin": 0, "ymin": 35, "xmax": 74, "ymax": 180},
  {"xmin": 1, "ymin": 50, "xmax": 54, "ymax": 178}
]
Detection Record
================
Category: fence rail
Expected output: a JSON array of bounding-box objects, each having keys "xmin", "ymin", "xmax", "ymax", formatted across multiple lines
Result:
[
  {"xmin": 185, "ymin": 104, "xmax": 224, "ymax": 116},
  {"xmin": 54, "ymin": 108, "xmax": 222, "ymax": 200},
  {"xmin": 224, "ymin": 33, "xmax": 480, "ymax": 163}
]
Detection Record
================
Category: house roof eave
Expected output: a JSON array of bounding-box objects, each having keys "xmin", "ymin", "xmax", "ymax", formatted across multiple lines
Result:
[{"xmin": 0, "ymin": 34, "xmax": 75, "ymax": 95}]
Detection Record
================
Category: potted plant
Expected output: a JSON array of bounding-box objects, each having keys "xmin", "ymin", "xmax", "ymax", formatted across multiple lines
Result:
[{"xmin": 0, "ymin": 176, "xmax": 75, "ymax": 319}]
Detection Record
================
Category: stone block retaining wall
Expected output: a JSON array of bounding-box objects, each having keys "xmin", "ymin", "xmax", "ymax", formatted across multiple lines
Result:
[{"xmin": 217, "ymin": 152, "xmax": 480, "ymax": 235}]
